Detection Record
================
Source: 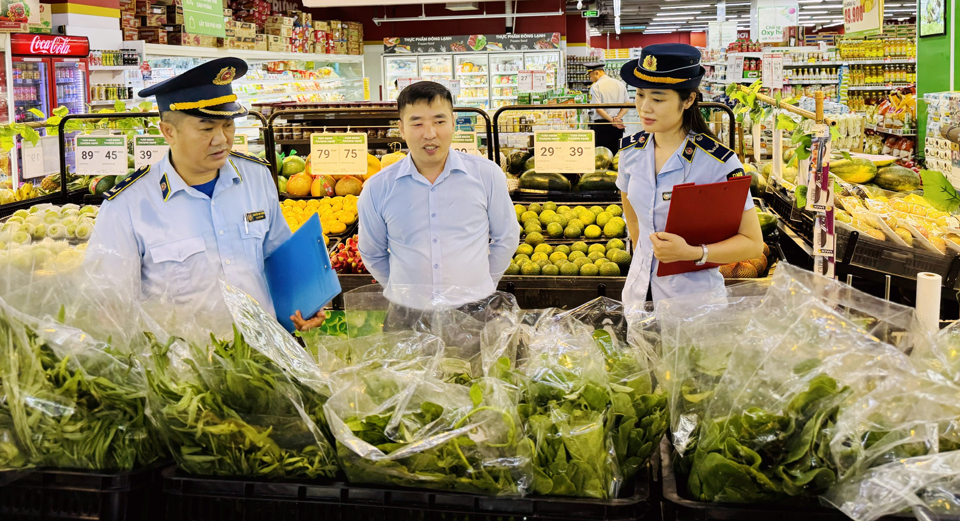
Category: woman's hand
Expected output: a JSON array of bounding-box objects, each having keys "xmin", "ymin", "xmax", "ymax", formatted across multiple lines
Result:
[
  {"xmin": 650, "ymin": 232, "xmax": 701, "ymax": 264},
  {"xmin": 291, "ymin": 310, "xmax": 329, "ymax": 332}
]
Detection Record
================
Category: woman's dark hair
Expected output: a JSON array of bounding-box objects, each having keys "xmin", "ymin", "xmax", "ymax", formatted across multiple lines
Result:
[
  {"xmin": 397, "ymin": 81, "xmax": 453, "ymax": 115},
  {"xmin": 676, "ymin": 88, "xmax": 717, "ymax": 139}
]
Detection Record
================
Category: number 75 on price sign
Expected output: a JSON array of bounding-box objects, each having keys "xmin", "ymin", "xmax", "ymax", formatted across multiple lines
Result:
[{"xmin": 533, "ymin": 130, "xmax": 594, "ymax": 173}]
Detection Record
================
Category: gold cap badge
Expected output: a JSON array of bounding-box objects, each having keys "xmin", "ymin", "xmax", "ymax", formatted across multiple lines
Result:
[
  {"xmin": 213, "ymin": 67, "xmax": 236, "ymax": 85},
  {"xmin": 642, "ymin": 55, "xmax": 657, "ymax": 72}
]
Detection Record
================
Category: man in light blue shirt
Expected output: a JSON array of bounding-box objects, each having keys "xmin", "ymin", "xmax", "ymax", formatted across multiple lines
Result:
[
  {"xmin": 87, "ymin": 57, "xmax": 321, "ymax": 331},
  {"xmin": 358, "ymin": 81, "xmax": 519, "ymax": 311}
]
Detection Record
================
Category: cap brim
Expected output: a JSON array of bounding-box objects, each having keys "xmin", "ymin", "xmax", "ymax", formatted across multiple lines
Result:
[
  {"xmin": 620, "ymin": 59, "xmax": 705, "ymax": 90},
  {"xmin": 177, "ymin": 101, "xmax": 249, "ymax": 119}
]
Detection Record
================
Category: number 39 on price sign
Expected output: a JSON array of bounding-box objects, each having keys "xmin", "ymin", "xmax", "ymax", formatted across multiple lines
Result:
[
  {"xmin": 310, "ymin": 133, "xmax": 368, "ymax": 176},
  {"xmin": 134, "ymin": 136, "xmax": 169, "ymax": 169},
  {"xmin": 451, "ymin": 132, "xmax": 479, "ymax": 156},
  {"xmin": 76, "ymin": 136, "xmax": 128, "ymax": 176},
  {"xmin": 533, "ymin": 130, "xmax": 594, "ymax": 173}
]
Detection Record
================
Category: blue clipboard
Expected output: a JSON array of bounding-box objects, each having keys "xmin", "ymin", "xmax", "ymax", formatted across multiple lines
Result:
[{"xmin": 265, "ymin": 213, "xmax": 341, "ymax": 332}]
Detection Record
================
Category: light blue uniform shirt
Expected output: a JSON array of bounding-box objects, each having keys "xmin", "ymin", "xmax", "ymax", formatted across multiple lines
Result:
[
  {"xmin": 357, "ymin": 149, "xmax": 520, "ymax": 309},
  {"xmin": 616, "ymin": 131, "xmax": 752, "ymax": 307},
  {"xmin": 86, "ymin": 151, "xmax": 291, "ymax": 316}
]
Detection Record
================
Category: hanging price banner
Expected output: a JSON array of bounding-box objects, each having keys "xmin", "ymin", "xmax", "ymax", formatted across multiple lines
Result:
[
  {"xmin": 76, "ymin": 136, "xmax": 127, "ymax": 176},
  {"xmin": 533, "ymin": 131, "xmax": 594, "ymax": 174},
  {"xmin": 761, "ymin": 53, "xmax": 784, "ymax": 89},
  {"xmin": 451, "ymin": 132, "xmax": 479, "ymax": 155},
  {"xmin": 134, "ymin": 136, "xmax": 169, "ymax": 169},
  {"xmin": 233, "ymin": 135, "xmax": 249, "ymax": 154},
  {"xmin": 310, "ymin": 133, "xmax": 368, "ymax": 176}
]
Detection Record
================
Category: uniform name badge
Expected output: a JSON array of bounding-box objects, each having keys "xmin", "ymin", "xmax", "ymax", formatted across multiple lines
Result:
[{"xmin": 245, "ymin": 211, "xmax": 266, "ymax": 222}]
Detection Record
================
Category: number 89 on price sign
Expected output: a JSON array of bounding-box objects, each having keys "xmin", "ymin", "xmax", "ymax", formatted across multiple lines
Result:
[
  {"xmin": 533, "ymin": 130, "xmax": 594, "ymax": 174},
  {"xmin": 76, "ymin": 136, "xmax": 128, "ymax": 176}
]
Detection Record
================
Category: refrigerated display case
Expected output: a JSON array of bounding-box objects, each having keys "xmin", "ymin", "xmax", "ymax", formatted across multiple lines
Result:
[
  {"xmin": 524, "ymin": 51, "xmax": 561, "ymax": 90},
  {"xmin": 53, "ymin": 59, "xmax": 89, "ymax": 118},
  {"xmin": 418, "ymin": 55, "xmax": 452, "ymax": 82},
  {"xmin": 12, "ymin": 59, "xmax": 49, "ymax": 123},
  {"xmin": 383, "ymin": 55, "xmax": 418, "ymax": 101},
  {"xmin": 454, "ymin": 54, "xmax": 489, "ymax": 110},
  {"xmin": 490, "ymin": 53, "xmax": 522, "ymax": 109}
]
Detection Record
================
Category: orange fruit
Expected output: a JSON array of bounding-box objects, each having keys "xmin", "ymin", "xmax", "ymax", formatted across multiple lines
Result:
[{"xmin": 286, "ymin": 173, "xmax": 313, "ymax": 197}]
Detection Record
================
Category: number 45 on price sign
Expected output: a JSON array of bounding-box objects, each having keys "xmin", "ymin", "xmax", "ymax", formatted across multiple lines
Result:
[
  {"xmin": 76, "ymin": 136, "xmax": 128, "ymax": 176},
  {"xmin": 533, "ymin": 130, "xmax": 594, "ymax": 173}
]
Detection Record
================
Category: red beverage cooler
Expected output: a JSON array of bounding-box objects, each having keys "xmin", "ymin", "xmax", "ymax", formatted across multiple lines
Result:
[{"xmin": 10, "ymin": 34, "xmax": 90, "ymax": 123}]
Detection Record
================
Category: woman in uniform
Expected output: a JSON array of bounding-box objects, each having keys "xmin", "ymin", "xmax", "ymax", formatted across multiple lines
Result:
[{"xmin": 616, "ymin": 44, "xmax": 763, "ymax": 306}]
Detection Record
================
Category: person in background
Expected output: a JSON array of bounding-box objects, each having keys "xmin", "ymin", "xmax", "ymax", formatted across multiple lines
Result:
[
  {"xmin": 357, "ymin": 80, "xmax": 519, "ymax": 326},
  {"xmin": 87, "ymin": 57, "xmax": 324, "ymax": 331},
  {"xmin": 616, "ymin": 44, "xmax": 763, "ymax": 306},
  {"xmin": 587, "ymin": 61, "xmax": 629, "ymax": 153}
]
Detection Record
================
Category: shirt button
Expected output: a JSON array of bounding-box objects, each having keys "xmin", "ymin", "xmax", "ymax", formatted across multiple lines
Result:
[
  {"xmin": 433, "ymin": 238, "xmax": 438, "ymax": 243},
  {"xmin": 431, "ymin": 213, "xmax": 437, "ymax": 218},
  {"xmin": 225, "ymin": 260, "xmax": 231, "ymax": 265},
  {"xmin": 211, "ymin": 201, "xmax": 216, "ymax": 206},
  {"xmin": 219, "ymin": 230, "xmax": 224, "ymax": 235},
  {"xmin": 431, "ymin": 187, "xmax": 435, "ymax": 192},
  {"xmin": 434, "ymin": 264, "xmax": 439, "ymax": 269}
]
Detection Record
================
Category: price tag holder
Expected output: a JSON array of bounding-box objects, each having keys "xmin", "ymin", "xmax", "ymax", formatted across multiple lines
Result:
[
  {"xmin": 761, "ymin": 53, "xmax": 784, "ymax": 89},
  {"xmin": 76, "ymin": 136, "xmax": 127, "ymax": 176},
  {"xmin": 533, "ymin": 130, "xmax": 594, "ymax": 174},
  {"xmin": 21, "ymin": 139, "xmax": 49, "ymax": 180},
  {"xmin": 452, "ymin": 132, "xmax": 479, "ymax": 156},
  {"xmin": 532, "ymin": 71, "xmax": 548, "ymax": 92},
  {"xmin": 310, "ymin": 133, "xmax": 368, "ymax": 176},
  {"xmin": 134, "ymin": 135, "xmax": 168, "ymax": 169},
  {"xmin": 233, "ymin": 135, "xmax": 249, "ymax": 154},
  {"xmin": 439, "ymin": 78, "xmax": 461, "ymax": 96},
  {"xmin": 518, "ymin": 70, "xmax": 533, "ymax": 92}
]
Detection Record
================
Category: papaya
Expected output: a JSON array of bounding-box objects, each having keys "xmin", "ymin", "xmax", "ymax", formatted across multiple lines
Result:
[
  {"xmin": 830, "ymin": 158, "xmax": 878, "ymax": 184},
  {"xmin": 874, "ymin": 166, "xmax": 921, "ymax": 192},
  {"xmin": 518, "ymin": 170, "xmax": 571, "ymax": 191},
  {"xmin": 578, "ymin": 170, "xmax": 618, "ymax": 192}
]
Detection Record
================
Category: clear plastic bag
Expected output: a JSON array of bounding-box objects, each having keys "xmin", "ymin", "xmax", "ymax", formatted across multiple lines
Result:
[
  {"xmin": 513, "ymin": 298, "xmax": 667, "ymax": 498},
  {"xmin": 140, "ymin": 282, "xmax": 339, "ymax": 479},
  {"xmin": 823, "ymin": 451, "xmax": 960, "ymax": 521}
]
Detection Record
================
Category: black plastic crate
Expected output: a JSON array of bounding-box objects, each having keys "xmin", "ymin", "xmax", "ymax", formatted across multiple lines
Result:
[
  {"xmin": 163, "ymin": 464, "xmax": 653, "ymax": 521},
  {"xmin": 0, "ymin": 462, "xmax": 170, "ymax": 521},
  {"xmin": 764, "ymin": 188, "xmax": 803, "ymax": 224},
  {"xmin": 835, "ymin": 228, "xmax": 955, "ymax": 280}
]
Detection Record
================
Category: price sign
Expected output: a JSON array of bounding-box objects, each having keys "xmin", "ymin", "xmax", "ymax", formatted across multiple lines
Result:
[
  {"xmin": 438, "ymin": 78, "xmax": 461, "ymax": 96},
  {"xmin": 76, "ymin": 136, "xmax": 127, "ymax": 176},
  {"xmin": 843, "ymin": 0, "xmax": 883, "ymax": 36},
  {"xmin": 728, "ymin": 55, "xmax": 745, "ymax": 80},
  {"xmin": 452, "ymin": 132, "xmax": 479, "ymax": 156},
  {"xmin": 310, "ymin": 133, "xmax": 368, "ymax": 176},
  {"xmin": 519, "ymin": 71, "xmax": 548, "ymax": 93},
  {"xmin": 233, "ymin": 135, "xmax": 249, "ymax": 154},
  {"xmin": 761, "ymin": 53, "xmax": 784, "ymax": 89},
  {"xmin": 134, "ymin": 135, "xmax": 168, "ymax": 169},
  {"xmin": 533, "ymin": 131, "xmax": 594, "ymax": 174},
  {"xmin": 397, "ymin": 77, "xmax": 423, "ymax": 91}
]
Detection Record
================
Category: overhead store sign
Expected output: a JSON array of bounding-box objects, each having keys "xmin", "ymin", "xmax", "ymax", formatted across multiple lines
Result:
[
  {"xmin": 757, "ymin": 5, "xmax": 799, "ymax": 43},
  {"xmin": 0, "ymin": 0, "xmax": 38, "ymax": 31},
  {"xmin": 582, "ymin": 10, "xmax": 599, "ymax": 17},
  {"xmin": 10, "ymin": 33, "xmax": 87, "ymax": 56},
  {"xmin": 181, "ymin": 0, "xmax": 225, "ymax": 37},
  {"xmin": 843, "ymin": 0, "xmax": 883, "ymax": 36},
  {"xmin": 384, "ymin": 33, "xmax": 561, "ymax": 54}
]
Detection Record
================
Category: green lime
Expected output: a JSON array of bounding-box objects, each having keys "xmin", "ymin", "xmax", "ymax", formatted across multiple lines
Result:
[
  {"xmin": 542, "ymin": 264, "xmax": 560, "ymax": 276},
  {"xmin": 534, "ymin": 243, "xmax": 553, "ymax": 255},
  {"xmin": 505, "ymin": 263, "xmax": 520, "ymax": 275},
  {"xmin": 543, "ymin": 201, "xmax": 558, "ymax": 212},
  {"xmin": 557, "ymin": 205, "xmax": 571, "ymax": 214},
  {"xmin": 596, "ymin": 212, "xmax": 613, "ymax": 228},
  {"xmin": 539, "ymin": 210, "xmax": 558, "ymax": 225},
  {"xmin": 547, "ymin": 222, "xmax": 564, "ymax": 238},
  {"xmin": 571, "ymin": 241, "xmax": 589, "ymax": 254},
  {"xmin": 599, "ymin": 262, "xmax": 621, "ymax": 276},
  {"xmin": 517, "ymin": 244, "xmax": 534, "ymax": 256},
  {"xmin": 525, "ymin": 232, "xmax": 544, "ymax": 246},
  {"xmin": 528, "ymin": 203, "xmax": 542, "ymax": 214},
  {"xmin": 520, "ymin": 261, "xmax": 541, "ymax": 275},
  {"xmin": 585, "ymin": 225, "xmax": 602, "ymax": 239},
  {"xmin": 580, "ymin": 263, "xmax": 599, "ymax": 276},
  {"xmin": 574, "ymin": 257, "xmax": 591, "ymax": 269},
  {"xmin": 611, "ymin": 249, "xmax": 632, "ymax": 269},
  {"xmin": 606, "ymin": 239, "xmax": 625, "ymax": 251},
  {"xmin": 514, "ymin": 254, "xmax": 530, "ymax": 265},
  {"xmin": 549, "ymin": 252, "xmax": 568, "ymax": 263},
  {"xmin": 555, "ymin": 244, "xmax": 571, "ymax": 255},
  {"xmin": 589, "ymin": 205, "xmax": 605, "ymax": 216},
  {"xmin": 520, "ymin": 211, "xmax": 539, "ymax": 224},
  {"xmin": 606, "ymin": 204, "xmax": 623, "ymax": 217},
  {"xmin": 564, "ymin": 226, "xmax": 582, "ymax": 239},
  {"xmin": 531, "ymin": 252, "xmax": 549, "ymax": 263},
  {"xmin": 579, "ymin": 211, "xmax": 596, "ymax": 226},
  {"xmin": 569, "ymin": 250, "xmax": 586, "ymax": 261},
  {"xmin": 588, "ymin": 244, "xmax": 606, "ymax": 254},
  {"xmin": 588, "ymin": 251, "xmax": 604, "ymax": 262},
  {"xmin": 559, "ymin": 261, "xmax": 579, "ymax": 276}
]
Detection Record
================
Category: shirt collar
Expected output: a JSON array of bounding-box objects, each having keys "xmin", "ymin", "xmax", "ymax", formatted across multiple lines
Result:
[
  {"xmin": 655, "ymin": 133, "xmax": 697, "ymax": 177},
  {"xmin": 395, "ymin": 148, "xmax": 468, "ymax": 182},
  {"xmin": 160, "ymin": 152, "xmax": 241, "ymax": 201}
]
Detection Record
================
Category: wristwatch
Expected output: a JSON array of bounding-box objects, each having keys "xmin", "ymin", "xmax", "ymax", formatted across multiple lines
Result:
[{"xmin": 694, "ymin": 244, "xmax": 709, "ymax": 266}]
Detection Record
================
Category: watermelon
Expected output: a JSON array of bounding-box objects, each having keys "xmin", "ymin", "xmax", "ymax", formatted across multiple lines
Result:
[
  {"xmin": 90, "ymin": 175, "xmax": 116, "ymax": 195},
  {"xmin": 595, "ymin": 147, "xmax": 614, "ymax": 171},
  {"xmin": 578, "ymin": 170, "xmax": 618, "ymax": 192},
  {"xmin": 523, "ymin": 156, "xmax": 535, "ymax": 172},
  {"xmin": 874, "ymin": 166, "xmax": 921, "ymax": 192},
  {"xmin": 507, "ymin": 150, "xmax": 532, "ymax": 175},
  {"xmin": 519, "ymin": 170, "xmax": 571, "ymax": 191},
  {"xmin": 748, "ymin": 170, "xmax": 767, "ymax": 197},
  {"xmin": 830, "ymin": 158, "xmax": 877, "ymax": 184}
]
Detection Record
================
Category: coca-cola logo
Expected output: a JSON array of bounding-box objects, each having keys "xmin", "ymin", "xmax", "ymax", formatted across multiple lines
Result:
[{"xmin": 30, "ymin": 36, "xmax": 72, "ymax": 55}]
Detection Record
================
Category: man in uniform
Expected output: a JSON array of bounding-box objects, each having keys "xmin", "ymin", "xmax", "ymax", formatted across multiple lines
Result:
[
  {"xmin": 587, "ymin": 62, "xmax": 629, "ymax": 153},
  {"xmin": 87, "ymin": 57, "xmax": 322, "ymax": 331}
]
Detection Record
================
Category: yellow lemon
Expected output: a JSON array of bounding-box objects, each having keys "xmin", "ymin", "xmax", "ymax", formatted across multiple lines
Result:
[
  {"xmin": 328, "ymin": 222, "xmax": 347, "ymax": 234},
  {"xmin": 296, "ymin": 199, "xmax": 307, "ymax": 209}
]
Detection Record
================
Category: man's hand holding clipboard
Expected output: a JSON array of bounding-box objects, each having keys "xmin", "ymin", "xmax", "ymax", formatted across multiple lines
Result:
[{"xmin": 655, "ymin": 176, "xmax": 753, "ymax": 277}]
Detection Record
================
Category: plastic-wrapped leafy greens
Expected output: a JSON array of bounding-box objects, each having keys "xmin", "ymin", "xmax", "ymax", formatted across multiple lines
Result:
[
  {"xmin": 513, "ymin": 298, "xmax": 667, "ymax": 499},
  {"xmin": 325, "ymin": 359, "xmax": 530, "ymax": 495},
  {"xmin": 0, "ymin": 297, "xmax": 162, "ymax": 470},
  {"xmin": 824, "ymin": 450, "xmax": 960, "ymax": 521},
  {"xmin": 684, "ymin": 264, "xmax": 930, "ymax": 503},
  {"xmin": 141, "ymin": 282, "xmax": 338, "ymax": 479}
]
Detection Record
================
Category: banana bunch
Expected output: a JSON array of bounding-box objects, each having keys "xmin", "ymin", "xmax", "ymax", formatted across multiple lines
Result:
[
  {"xmin": 863, "ymin": 0, "xmax": 876, "ymax": 13},
  {"xmin": 15, "ymin": 184, "xmax": 39, "ymax": 202}
]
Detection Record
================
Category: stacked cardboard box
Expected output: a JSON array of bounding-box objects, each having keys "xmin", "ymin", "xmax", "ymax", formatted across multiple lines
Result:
[
  {"xmin": 266, "ymin": 34, "xmax": 290, "ymax": 52},
  {"xmin": 345, "ymin": 21, "xmax": 362, "ymax": 55},
  {"xmin": 167, "ymin": 27, "xmax": 217, "ymax": 47},
  {"xmin": 312, "ymin": 21, "xmax": 329, "ymax": 54},
  {"xmin": 120, "ymin": 0, "xmax": 139, "ymax": 40},
  {"xmin": 229, "ymin": 0, "xmax": 271, "ymax": 29},
  {"xmin": 139, "ymin": 28, "xmax": 167, "ymax": 44},
  {"xmin": 219, "ymin": 18, "xmax": 258, "ymax": 50}
]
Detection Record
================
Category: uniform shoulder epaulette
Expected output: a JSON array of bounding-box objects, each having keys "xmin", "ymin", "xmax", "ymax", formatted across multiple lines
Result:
[
  {"xmin": 104, "ymin": 166, "xmax": 150, "ymax": 201},
  {"xmin": 692, "ymin": 133, "xmax": 735, "ymax": 162},
  {"xmin": 229, "ymin": 150, "xmax": 271, "ymax": 168},
  {"xmin": 619, "ymin": 130, "xmax": 650, "ymax": 151}
]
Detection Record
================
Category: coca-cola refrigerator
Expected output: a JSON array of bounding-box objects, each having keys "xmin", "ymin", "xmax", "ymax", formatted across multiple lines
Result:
[{"xmin": 10, "ymin": 34, "xmax": 90, "ymax": 186}]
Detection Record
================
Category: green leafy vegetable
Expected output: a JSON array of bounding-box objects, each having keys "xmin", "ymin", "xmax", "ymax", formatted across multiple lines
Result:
[{"xmin": 920, "ymin": 169, "xmax": 960, "ymax": 213}]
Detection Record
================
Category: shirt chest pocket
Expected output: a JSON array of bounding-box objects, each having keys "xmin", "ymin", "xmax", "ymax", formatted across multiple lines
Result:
[
  {"xmin": 238, "ymin": 221, "xmax": 267, "ymax": 271},
  {"xmin": 148, "ymin": 235, "xmax": 207, "ymax": 298}
]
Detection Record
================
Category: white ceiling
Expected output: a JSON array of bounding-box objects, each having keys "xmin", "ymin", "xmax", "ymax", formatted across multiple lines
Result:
[{"xmin": 574, "ymin": 0, "xmax": 917, "ymax": 34}]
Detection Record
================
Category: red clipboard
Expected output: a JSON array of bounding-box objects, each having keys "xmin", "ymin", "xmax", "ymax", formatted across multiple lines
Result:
[{"xmin": 656, "ymin": 176, "xmax": 751, "ymax": 277}]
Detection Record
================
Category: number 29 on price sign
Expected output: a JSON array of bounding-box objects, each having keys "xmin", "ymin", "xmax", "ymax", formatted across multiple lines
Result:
[{"xmin": 533, "ymin": 131, "xmax": 594, "ymax": 173}]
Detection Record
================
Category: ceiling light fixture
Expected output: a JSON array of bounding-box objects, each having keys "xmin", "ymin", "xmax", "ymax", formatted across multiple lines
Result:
[
  {"xmin": 654, "ymin": 15, "xmax": 695, "ymax": 20},
  {"xmin": 661, "ymin": 3, "xmax": 711, "ymax": 8},
  {"xmin": 577, "ymin": 0, "xmax": 582, "ymax": 9}
]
